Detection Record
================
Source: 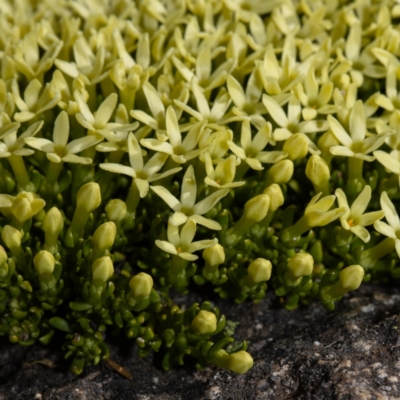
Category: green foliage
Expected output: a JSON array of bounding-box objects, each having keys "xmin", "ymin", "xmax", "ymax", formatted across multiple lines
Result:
[{"xmin": 0, "ymin": 0, "xmax": 399, "ymax": 375}]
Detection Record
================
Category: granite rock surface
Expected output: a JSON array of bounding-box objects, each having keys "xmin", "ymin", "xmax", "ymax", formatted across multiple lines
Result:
[{"xmin": 0, "ymin": 283, "xmax": 399, "ymax": 400}]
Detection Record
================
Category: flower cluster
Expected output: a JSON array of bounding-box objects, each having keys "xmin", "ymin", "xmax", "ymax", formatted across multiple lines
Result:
[{"xmin": 0, "ymin": 0, "xmax": 399, "ymax": 375}]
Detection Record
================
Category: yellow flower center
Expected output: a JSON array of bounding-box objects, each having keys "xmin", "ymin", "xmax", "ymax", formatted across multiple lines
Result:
[{"xmin": 347, "ymin": 219, "xmax": 355, "ymax": 227}]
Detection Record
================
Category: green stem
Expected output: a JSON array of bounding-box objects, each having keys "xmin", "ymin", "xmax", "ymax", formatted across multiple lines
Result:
[
  {"xmin": 125, "ymin": 180, "xmax": 140, "ymax": 214},
  {"xmin": 348, "ymin": 157, "xmax": 364, "ymax": 182},
  {"xmin": 46, "ymin": 161, "xmax": 64, "ymax": 186},
  {"xmin": 359, "ymin": 237, "xmax": 396, "ymax": 269},
  {"xmin": 8, "ymin": 156, "xmax": 32, "ymax": 191}
]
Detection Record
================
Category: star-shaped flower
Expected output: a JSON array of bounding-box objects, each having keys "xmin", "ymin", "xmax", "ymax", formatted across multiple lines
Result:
[
  {"xmin": 374, "ymin": 192, "xmax": 400, "ymax": 257},
  {"xmin": 100, "ymin": 132, "xmax": 182, "ymax": 199},
  {"xmin": 25, "ymin": 111, "xmax": 103, "ymax": 165},
  {"xmin": 151, "ymin": 165, "xmax": 229, "ymax": 229},
  {"xmin": 328, "ymin": 100, "xmax": 391, "ymax": 161},
  {"xmin": 155, "ymin": 219, "xmax": 218, "ymax": 261},
  {"xmin": 228, "ymin": 120, "xmax": 287, "ymax": 171},
  {"xmin": 335, "ymin": 185, "xmax": 384, "ymax": 243}
]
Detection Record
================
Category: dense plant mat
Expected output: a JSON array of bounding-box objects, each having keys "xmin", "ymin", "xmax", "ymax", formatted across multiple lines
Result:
[{"xmin": 0, "ymin": 0, "xmax": 399, "ymax": 374}]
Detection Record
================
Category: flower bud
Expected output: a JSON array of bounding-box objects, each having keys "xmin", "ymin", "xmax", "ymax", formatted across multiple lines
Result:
[
  {"xmin": 0, "ymin": 246, "xmax": 6, "ymax": 264},
  {"xmin": 92, "ymin": 256, "xmax": 114, "ymax": 283},
  {"xmin": 266, "ymin": 160, "xmax": 294, "ymax": 186},
  {"xmin": 243, "ymin": 194, "xmax": 270, "ymax": 224},
  {"xmin": 228, "ymin": 351, "xmax": 254, "ymax": 374},
  {"xmin": 203, "ymin": 244, "xmax": 225, "ymax": 267},
  {"xmin": 283, "ymin": 133, "xmax": 308, "ymax": 160},
  {"xmin": 129, "ymin": 272, "xmax": 153, "ymax": 300},
  {"xmin": 248, "ymin": 258, "xmax": 272, "ymax": 283},
  {"xmin": 288, "ymin": 253, "xmax": 314, "ymax": 277},
  {"xmin": 93, "ymin": 222, "xmax": 117, "ymax": 259},
  {"xmin": 1, "ymin": 225, "xmax": 22, "ymax": 252},
  {"xmin": 10, "ymin": 198, "xmax": 31, "ymax": 222},
  {"xmin": 263, "ymin": 184, "xmax": 284, "ymax": 212},
  {"xmin": 43, "ymin": 207, "xmax": 64, "ymax": 235},
  {"xmin": 339, "ymin": 265, "xmax": 364, "ymax": 291},
  {"xmin": 306, "ymin": 155, "xmax": 330, "ymax": 189},
  {"xmin": 77, "ymin": 182, "xmax": 101, "ymax": 214},
  {"xmin": 191, "ymin": 310, "xmax": 217, "ymax": 334},
  {"xmin": 105, "ymin": 199, "xmax": 127, "ymax": 222},
  {"xmin": 33, "ymin": 250, "xmax": 55, "ymax": 276}
]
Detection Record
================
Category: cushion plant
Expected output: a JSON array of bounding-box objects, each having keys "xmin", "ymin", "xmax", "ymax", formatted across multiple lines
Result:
[{"xmin": 0, "ymin": 0, "xmax": 399, "ymax": 375}]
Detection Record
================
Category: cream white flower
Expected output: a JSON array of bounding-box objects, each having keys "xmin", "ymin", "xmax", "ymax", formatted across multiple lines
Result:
[
  {"xmin": 328, "ymin": 100, "xmax": 390, "ymax": 161},
  {"xmin": 151, "ymin": 165, "xmax": 229, "ymax": 229},
  {"xmin": 174, "ymin": 78, "xmax": 233, "ymax": 130},
  {"xmin": 12, "ymin": 78, "xmax": 61, "ymax": 123},
  {"xmin": 25, "ymin": 111, "xmax": 103, "ymax": 165},
  {"xmin": 226, "ymin": 73, "xmax": 268, "ymax": 129},
  {"xmin": 204, "ymin": 153, "xmax": 245, "ymax": 189},
  {"xmin": 374, "ymin": 192, "xmax": 400, "ymax": 257},
  {"xmin": 75, "ymin": 91, "xmax": 125, "ymax": 134},
  {"xmin": 100, "ymin": 132, "xmax": 182, "ymax": 199},
  {"xmin": 257, "ymin": 43, "xmax": 303, "ymax": 104},
  {"xmin": 155, "ymin": 220, "xmax": 217, "ymax": 261},
  {"xmin": 0, "ymin": 121, "xmax": 43, "ymax": 158},
  {"xmin": 335, "ymin": 186, "xmax": 384, "ymax": 243},
  {"xmin": 14, "ymin": 32, "xmax": 62, "ymax": 80},
  {"xmin": 294, "ymin": 68, "xmax": 338, "ymax": 121},
  {"xmin": 374, "ymin": 149, "xmax": 400, "ymax": 187},
  {"xmin": 54, "ymin": 35, "xmax": 108, "ymax": 85},
  {"xmin": 228, "ymin": 120, "xmax": 287, "ymax": 171},
  {"xmin": 262, "ymin": 94, "xmax": 327, "ymax": 150},
  {"xmin": 140, "ymin": 106, "xmax": 205, "ymax": 164}
]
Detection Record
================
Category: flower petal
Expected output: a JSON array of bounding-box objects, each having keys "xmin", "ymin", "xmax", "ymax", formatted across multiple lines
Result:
[
  {"xmin": 327, "ymin": 115, "xmax": 353, "ymax": 147},
  {"xmin": 180, "ymin": 165, "xmax": 197, "ymax": 209},
  {"xmin": 190, "ymin": 214, "xmax": 222, "ymax": 230},
  {"xmin": 374, "ymin": 220, "xmax": 397, "ymax": 239},
  {"xmin": 94, "ymin": 93, "xmax": 118, "ymax": 129},
  {"xmin": 134, "ymin": 178, "xmax": 149, "ymax": 198},
  {"xmin": 350, "ymin": 225, "xmax": 370, "ymax": 243},
  {"xmin": 380, "ymin": 191, "xmax": 400, "ymax": 231},
  {"xmin": 350, "ymin": 185, "xmax": 371, "ymax": 218},
  {"xmin": 349, "ymin": 100, "xmax": 366, "ymax": 143},
  {"xmin": 180, "ymin": 219, "xmax": 197, "ymax": 246},
  {"xmin": 166, "ymin": 106, "xmax": 182, "ymax": 148},
  {"xmin": 192, "ymin": 189, "xmax": 229, "ymax": 215},
  {"xmin": 53, "ymin": 111, "xmax": 70, "ymax": 147},
  {"xmin": 151, "ymin": 186, "xmax": 181, "ymax": 211},
  {"xmin": 100, "ymin": 163, "xmax": 136, "ymax": 177},
  {"xmin": 263, "ymin": 94, "xmax": 289, "ymax": 128},
  {"xmin": 155, "ymin": 240, "xmax": 178, "ymax": 255}
]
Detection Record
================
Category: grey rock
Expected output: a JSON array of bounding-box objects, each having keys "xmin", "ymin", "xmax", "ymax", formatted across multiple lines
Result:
[{"xmin": 0, "ymin": 283, "xmax": 399, "ymax": 400}]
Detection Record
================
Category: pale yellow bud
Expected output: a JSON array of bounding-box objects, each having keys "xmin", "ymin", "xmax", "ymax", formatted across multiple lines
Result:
[
  {"xmin": 288, "ymin": 253, "xmax": 314, "ymax": 277},
  {"xmin": 92, "ymin": 256, "xmax": 114, "ymax": 283},
  {"xmin": 306, "ymin": 155, "xmax": 330, "ymax": 188},
  {"xmin": 93, "ymin": 222, "xmax": 117, "ymax": 258},
  {"xmin": 129, "ymin": 272, "xmax": 153, "ymax": 300},
  {"xmin": 43, "ymin": 207, "xmax": 64, "ymax": 235},
  {"xmin": 0, "ymin": 246, "xmax": 7, "ymax": 265},
  {"xmin": 339, "ymin": 265, "xmax": 364, "ymax": 291},
  {"xmin": 33, "ymin": 250, "xmax": 55, "ymax": 276},
  {"xmin": 1, "ymin": 225, "xmax": 22, "ymax": 251},
  {"xmin": 77, "ymin": 183, "xmax": 101, "ymax": 214},
  {"xmin": 203, "ymin": 244, "xmax": 225, "ymax": 267},
  {"xmin": 10, "ymin": 198, "xmax": 31, "ymax": 222},
  {"xmin": 191, "ymin": 310, "xmax": 217, "ymax": 334},
  {"xmin": 263, "ymin": 184, "xmax": 284, "ymax": 212},
  {"xmin": 248, "ymin": 258, "xmax": 272, "ymax": 283},
  {"xmin": 283, "ymin": 133, "xmax": 308, "ymax": 160},
  {"xmin": 267, "ymin": 160, "xmax": 294, "ymax": 185},
  {"xmin": 105, "ymin": 199, "xmax": 127, "ymax": 222},
  {"xmin": 244, "ymin": 194, "xmax": 270, "ymax": 223},
  {"xmin": 318, "ymin": 131, "xmax": 340, "ymax": 153},
  {"xmin": 228, "ymin": 351, "xmax": 254, "ymax": 374}
]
